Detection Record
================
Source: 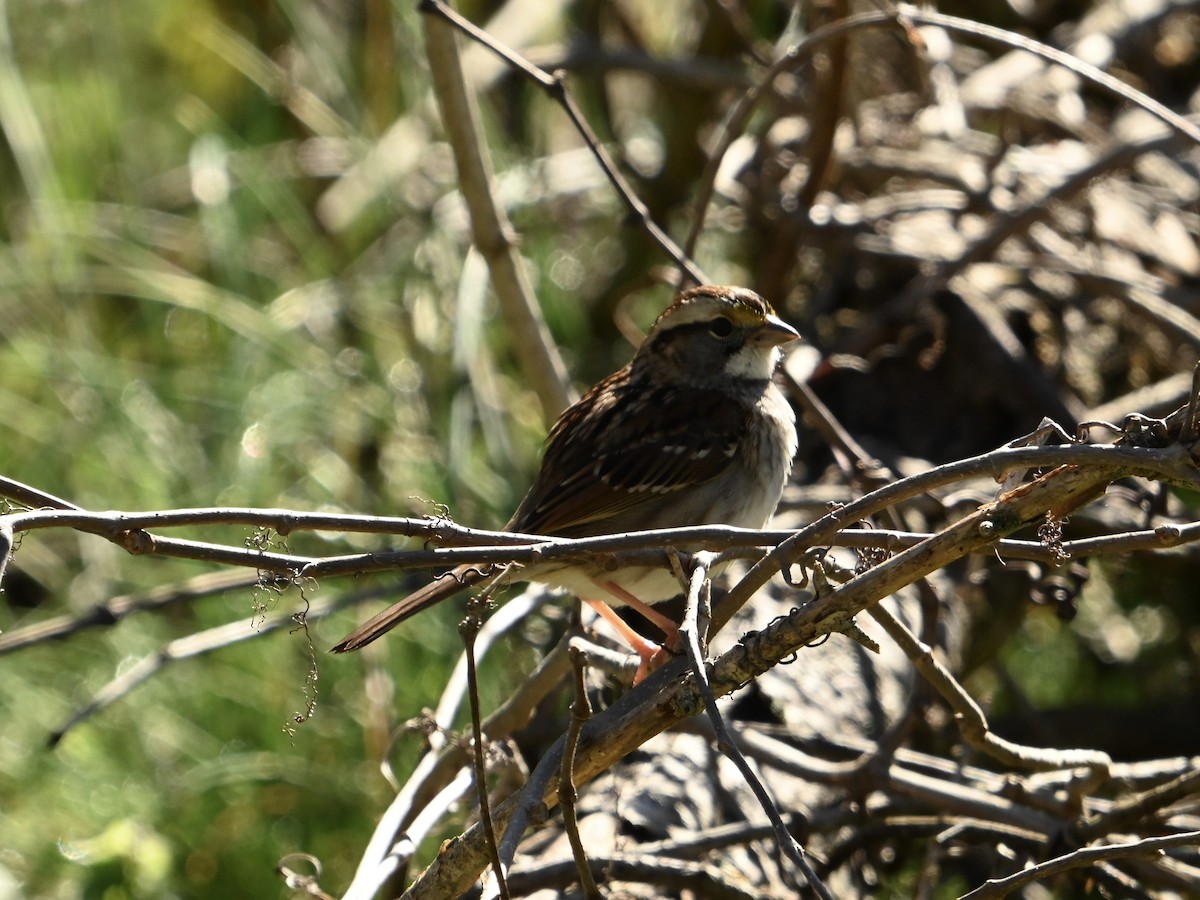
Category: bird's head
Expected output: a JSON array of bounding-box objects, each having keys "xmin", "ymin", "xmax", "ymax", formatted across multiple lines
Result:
[{"xmin": 637, "ymin": 285, "xmax": 799, "ymax": 383}]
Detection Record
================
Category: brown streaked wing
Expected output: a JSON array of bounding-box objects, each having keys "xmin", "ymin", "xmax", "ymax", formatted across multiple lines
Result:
[{"xmin": 509, "ymin": 368, "xmax": 750, "ymax": 537}]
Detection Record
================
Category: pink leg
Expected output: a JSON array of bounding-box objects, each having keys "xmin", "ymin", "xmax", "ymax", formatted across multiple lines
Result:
[
  {"xmin": 596, "ymin": 580, "xmax": 679, "ymax": 641},
  {"xmin": 584, "ymin": 600, "xmax": 668, "ymax": 684},
  {"xmin": 585, "ymin": 581, "xmax": 680, "ymax": 684},
  {"xmin": 584, "ymin": 599, "xmax": 660, "ymax": 665}
]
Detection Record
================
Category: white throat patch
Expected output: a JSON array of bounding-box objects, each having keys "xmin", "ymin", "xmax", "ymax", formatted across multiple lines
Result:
[{"xmin": 725, "ymin": 344, "xmax": 781, "ymax": 380}]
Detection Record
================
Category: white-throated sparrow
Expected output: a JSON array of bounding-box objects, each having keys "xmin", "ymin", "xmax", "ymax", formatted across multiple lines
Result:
[{"xmin": 332, "ymin": 285, "xmax": 799, "ymax": 677}]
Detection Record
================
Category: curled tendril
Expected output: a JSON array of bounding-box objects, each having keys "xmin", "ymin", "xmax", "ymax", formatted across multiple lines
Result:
[
  {"xmin": 455, "ymin": 565, "xmax": 496, "ymax": 584},
  {"xmin": 783, "ymin": 547, "xmax": 834, "ymax": 589},
  {"xmin": 781, "ymin": 560, "xmax": 809, "ymax": 588}
]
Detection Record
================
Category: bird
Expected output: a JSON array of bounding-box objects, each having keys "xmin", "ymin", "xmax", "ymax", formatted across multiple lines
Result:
[{"xmin": 332, "ymin": 285, "xmax": 800, "ymax": 680}]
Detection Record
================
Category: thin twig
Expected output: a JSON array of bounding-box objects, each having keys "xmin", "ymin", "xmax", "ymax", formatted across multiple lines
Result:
[
  {"xmin": 459, "ymin": 606, "xmax": 510, "ymax": 900},
  {"xmin": 785, "ymin": 361, "xmax": 887, "ymax": 483},
  {"xmin": 433, "ymin": 588, "xmax": 551, "ymax": 732},
  {"xmin": 710, "ymin": 440, "xmax": 1200, "ymax": 636},
  {"xmin": 0, "ymin": 474, "xmax": 78, "ymax": 510},
  {"xmin": 5, "ymin": 443, "xmax": 1199, "ymax": 595},
  {"xmin": 1074, "ymin": 768, "xmax": 1200, "ymax": 843},
  {"xmin": 493, "ymin": 723, "xmax": 564, "ymax": 880},
  {"xmin": 677, "ymin": 556, "xmax": 833, "ymax": 899},
  {"xmin": 0, "ymin": 569, "xmax": 266, "ymax": 654},
  {"xmin": 0, "ymin": 517, "xmax": 13, "ymax": 597},
  {"xmin": 867, "ymin": 602, "xmax": 1112, "ymax": 775},
  {"xmin": 960, "ymin": 830, "xmax": 1200, "ymax": 900},
  {"xmin": 46, "ymin": 589, "xmax": 351, "ymax": 747},
  {"xmin": 7, "ymin": 508, "xmax": 1195, "ymax": 657},
  {"xmin": 419, "ymin": 0, "xmax": 708, "ymax": 286},
  {"xmin": 558, "ymin": 641, "xmax": 600, "ymax": 898}
]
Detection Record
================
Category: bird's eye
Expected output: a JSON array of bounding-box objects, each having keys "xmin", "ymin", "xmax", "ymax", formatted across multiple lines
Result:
[{"xmin": 709, "ymin": 316, "xmax": 734, "ymax": 337}]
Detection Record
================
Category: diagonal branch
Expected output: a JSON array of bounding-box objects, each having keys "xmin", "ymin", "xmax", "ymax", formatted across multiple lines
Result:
[
  {"xmin": 419, "ymin": 0, "xmax": 708, "ymax": 287},
  {"xmin": 960, "ymin": 830, "xmax": 1200, "ymax": 900},
  {"xmin": 421, "ymin": 0, "xmax": 573, "ymax": 417}
]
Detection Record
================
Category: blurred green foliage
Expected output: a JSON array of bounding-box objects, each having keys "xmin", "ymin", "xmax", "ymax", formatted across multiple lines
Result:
[{"xmin": 0, "ymin": 0, "xmax": 588, "ymax": 895}]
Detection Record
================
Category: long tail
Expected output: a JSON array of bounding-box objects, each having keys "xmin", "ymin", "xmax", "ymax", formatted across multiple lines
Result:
[{"xmin": 330, "ymin": 565, "xmax": 490, "ymax": 652}]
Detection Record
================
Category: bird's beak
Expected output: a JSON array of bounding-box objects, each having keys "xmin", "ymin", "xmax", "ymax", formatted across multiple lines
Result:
[{"xmin": 752, "ymin": 314, "xmax": 801, "ymax": 347}]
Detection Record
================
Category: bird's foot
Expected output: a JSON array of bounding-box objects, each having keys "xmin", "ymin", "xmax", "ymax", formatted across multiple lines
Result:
[{"xmin": 584, "ymin": 598, "xmax": 670, "ymax": 684}]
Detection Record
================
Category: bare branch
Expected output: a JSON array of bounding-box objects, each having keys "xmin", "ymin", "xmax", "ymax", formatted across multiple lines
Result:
[
  {"xmin": 961, "ymin": 831, "xmax": 1200, "ymax": 900},
  {"xmin": 47, "ymin": 588, "xmax": 349, "ymax": 747},
  {"xmin": 419, "ymin": 0, "xmax": 708, "ymax": 287},
  {"xmin": 868, "ymin": 602, "xmax": 1112, "ymax": 774},
  {"xmin": 678, "ymin": 554, "xmax": 833, "ymax": 898},
  {"xmin": 557, "ymin": 641, "xmax": 599, "ymax": 899},
  {"xmin": 458, "ymin": 603, "xmax": 510, "ymax": 900},
  {"xmin": 421, "ymin": 0, "xmax": 573, "ymax": 417}
]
